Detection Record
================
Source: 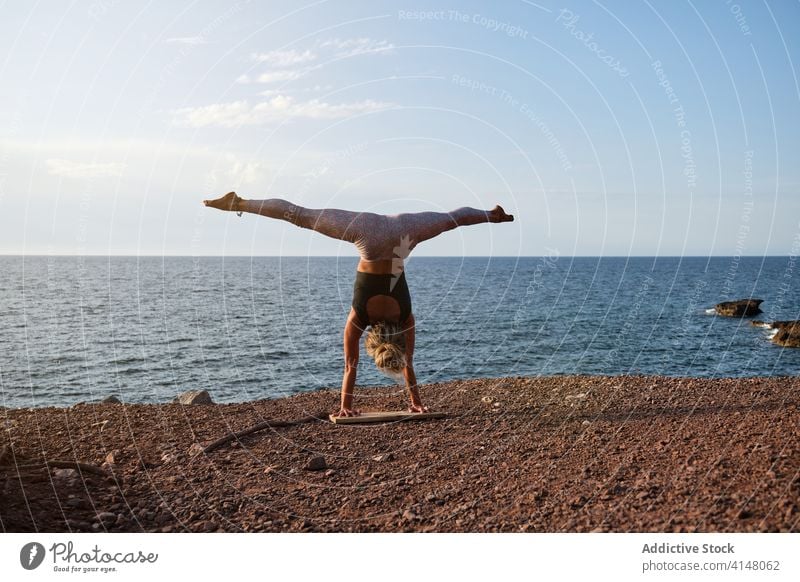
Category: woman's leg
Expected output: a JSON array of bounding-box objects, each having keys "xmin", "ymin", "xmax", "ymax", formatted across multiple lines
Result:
[
  {"xmin": 204, "ymin": 192, "xmax": 367, "ymax": 244},
  {"xmin": 399, "ymin": 205, "xmax": 513, "ymax": 246}
]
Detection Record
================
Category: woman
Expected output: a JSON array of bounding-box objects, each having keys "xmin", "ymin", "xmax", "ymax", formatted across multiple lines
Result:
[{"xmin": 203, "ymin": 192, "xmax": 514, "ymax": 417}]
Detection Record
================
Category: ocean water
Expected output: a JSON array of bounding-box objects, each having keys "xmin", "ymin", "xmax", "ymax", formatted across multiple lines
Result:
[{"xmin": 1, "ymin": 255, "xmax": 799, "ymax": 408}]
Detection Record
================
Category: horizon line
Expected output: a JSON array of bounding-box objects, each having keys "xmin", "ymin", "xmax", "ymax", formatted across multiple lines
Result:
[{"xmin": 0, "ymin": 254, "xmax": 794, "ymax": 259}]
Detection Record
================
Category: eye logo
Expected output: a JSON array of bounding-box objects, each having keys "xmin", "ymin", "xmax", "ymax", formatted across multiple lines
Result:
[{"xmin": 20, "ymin": 542, "xmax": 46, "ymax": 570}]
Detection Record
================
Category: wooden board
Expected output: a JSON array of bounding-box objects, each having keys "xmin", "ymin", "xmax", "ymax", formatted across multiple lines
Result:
[{"xmin": 329, "ymin": 410, "xmax": 447, "ymax": 425}]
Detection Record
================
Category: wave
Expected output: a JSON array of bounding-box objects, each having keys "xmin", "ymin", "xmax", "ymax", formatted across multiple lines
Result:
[{"xmin": 113, "ymin": 356, "xmax": 146, "ymax": 366}]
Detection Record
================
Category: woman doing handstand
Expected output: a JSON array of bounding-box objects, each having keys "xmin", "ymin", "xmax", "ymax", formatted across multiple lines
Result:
[{"xmin": 203, "ymin": 192, "xmax": 514, "ymax": 417}]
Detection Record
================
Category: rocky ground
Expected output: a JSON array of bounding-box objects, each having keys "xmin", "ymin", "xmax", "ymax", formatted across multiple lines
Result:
[{"xmin": 1, "ymin": 375, "xmax": 798, "ymax": 532}]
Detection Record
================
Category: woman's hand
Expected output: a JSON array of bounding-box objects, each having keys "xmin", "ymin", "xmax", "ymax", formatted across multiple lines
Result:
[{"xmin": 333, "ymin": 406, "xmax": 361, "ymax": 418}]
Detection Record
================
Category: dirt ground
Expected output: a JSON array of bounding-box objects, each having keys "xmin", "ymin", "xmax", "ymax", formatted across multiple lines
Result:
[{"xmin": 1, "ymin": 375, "xmax": 798, "ymax": 532}]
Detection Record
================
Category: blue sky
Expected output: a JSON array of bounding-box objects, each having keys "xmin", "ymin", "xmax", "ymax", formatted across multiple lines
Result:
[{"xmin": 1, "ymin": 0, "xmax": 798, "ymax": 256}]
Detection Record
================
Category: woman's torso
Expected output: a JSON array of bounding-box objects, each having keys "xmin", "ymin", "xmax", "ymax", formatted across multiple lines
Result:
[{"xmin": 349, "ymin": 213, "xmax": 414, "ymax": 326}]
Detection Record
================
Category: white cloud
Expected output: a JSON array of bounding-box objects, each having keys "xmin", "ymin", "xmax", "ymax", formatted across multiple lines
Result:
[
  {"xmin": 258, "ymin": 85, "xmax": 331, "ymax": 97},
  {"xmin": 46, "ymin": 159, "xmax": 126, "ymax": 179},
  {"xmin": 255, "ymin": 69, "xmax": 307, "ymax": 83},
  {"xmin": 250, "ymin": 49, "xmax": 316, "ymax": 66},
  {"xmin": 209, "ymin": 154, "xmax": 266, "ymax": 187},
  {"xmin": 173, "ymin": 96, "xmax": 393, "ymax": 128},
  {"xmin": 320, "ymin": 37, "xmax": 395, "ymax": 58},
  {"xmin": 165, "ymin": 36, "xmax": 207, "ymax": 45},
  {"xmin": 240, "ymin": 39, "xmax": 392, "ymax": 86},
  {"xmin": 236, "ymin": 69, "xmax": 307, "ymax": 84}
]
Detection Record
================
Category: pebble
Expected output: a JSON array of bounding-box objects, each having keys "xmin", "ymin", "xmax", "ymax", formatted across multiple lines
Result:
[
  {"xmin": 565, "ymin": 393, "xmax": 588, "ymax": 401},
  {"xmin": 196, "ymin": 520, "xmax": 217, "ymax": 532},
  {"xmin": 53, "ymin": 468, "xmax": 78, "ymax": 479},
  {"xmin": 66, "ymin": 519, "xmax": 91, "ymax": 531},
  {"xmin": 402, "ymin": 509, "xmax": 419, "ymax": 521},
  {"xmin": 161, "ymin": 452, "xmax": 178, "ymax": 464},
  {"xmin": 306, "ymin": 456, "xmax": 327, "ymax": 471},
  {"xmin": 95, "ymin": 512, "xmax": 117, "ymax": 526},
  {"xmin": 65, "ymin": 498, "xmax": 91, "ymax": 510}
]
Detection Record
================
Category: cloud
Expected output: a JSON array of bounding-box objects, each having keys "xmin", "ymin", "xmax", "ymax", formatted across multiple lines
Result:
[
  {"xmin": 240, "ymin": 38, "xmax": 393, "ymax": 86},
  {"xmin": 258, "ymin": 85, "xmax": 332, "ymax": 97},
  {"xmin": 320, "ymin": 37, "xmax": 395, "ymax": 58},
  {"xmin": 209, "ymin": 155, "xmax": 266, "ymax": 187},
  {"xmin": 165, "ymin": 36, "xmax": 207, "ymax": 46},
  {"xmin": 237, "ymin": 69, "xmax": 307, "ymax": 84},
  {"xmin": 46, "ymin": 159, "xmax": 126, "ymax": 178},
  {"xmin": 173, "ymin": 96, "xmax": 393, "ymax": 128},
  {"xmin": 250, "ymin": 49, "xmax": 316, "ymax": 66}
]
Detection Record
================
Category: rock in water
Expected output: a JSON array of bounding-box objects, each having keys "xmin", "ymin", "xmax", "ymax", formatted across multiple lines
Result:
[
  {"xmin": 771, "ymin": 320, "xmax": 800, "ymax": 348},
  {"xmin": 173, "ymin": 390, "xmax": 213, "ymax": 405},
  {"xmin": 100, "ymin": 395, "xmax": 122, "ymax": 404},
  {"xmin": 714, "ymin": 299, "xmax": 763, "ymax": 317}
]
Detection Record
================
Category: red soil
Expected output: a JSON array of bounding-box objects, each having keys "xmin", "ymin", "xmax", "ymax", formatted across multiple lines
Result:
[{"xmin": 1, "ymin": 375, "xmax": 798, "ymax": 532}]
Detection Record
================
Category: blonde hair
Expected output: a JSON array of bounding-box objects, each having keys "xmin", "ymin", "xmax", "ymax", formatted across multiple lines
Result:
[{"xmin": 364, "ymin": 321, "xmax": 407, "ymax": 373}]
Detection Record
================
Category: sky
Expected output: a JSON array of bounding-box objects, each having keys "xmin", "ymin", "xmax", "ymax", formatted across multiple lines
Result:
[{"xmin": 0, "ymin": 0, "xmax": 798, "ymax": 257}]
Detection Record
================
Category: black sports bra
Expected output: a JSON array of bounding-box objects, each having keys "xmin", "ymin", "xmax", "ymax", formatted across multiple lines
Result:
[{"xmin": 352, "ymin": 270, "xmax": 412, "ymax": 329}]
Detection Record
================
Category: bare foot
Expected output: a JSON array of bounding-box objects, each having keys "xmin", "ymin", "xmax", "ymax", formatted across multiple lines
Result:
[
  {"xmin": 203, "ymin": 191, "xmax": 243, "ymax": 213},
  {"xmin": 408, "ymin": 403, "xmax": 429, "ymax": 413},
  {"xmin": 488, "ymin": 204, "xmax": 514, "ymax": 223}
]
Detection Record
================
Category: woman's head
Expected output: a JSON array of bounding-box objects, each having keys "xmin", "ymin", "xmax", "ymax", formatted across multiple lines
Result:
[{"xmin": 364, "ymin": 321, "xmax": 406, "ymax": 373}]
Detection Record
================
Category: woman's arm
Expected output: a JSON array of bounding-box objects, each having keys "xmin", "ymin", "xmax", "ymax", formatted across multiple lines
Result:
[
  {"xmin": 402, "ymin": 314, "xmax": 428, "ymax": 412},
  {"xmin": 335, "ymin": 309, "xmax": 364, "ymax": 417}
]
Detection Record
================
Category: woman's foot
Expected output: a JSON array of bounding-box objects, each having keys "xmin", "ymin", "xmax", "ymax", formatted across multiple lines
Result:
[
  {"xmin": 488, "ymin": 204, "xmax": 514, "ymax": 223},
  {"xmin": 203, "ymin": 191, "xmax": 243, "ymax": 215}
]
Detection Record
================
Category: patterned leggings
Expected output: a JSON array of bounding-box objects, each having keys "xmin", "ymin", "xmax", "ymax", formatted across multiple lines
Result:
[{"xmin": 238, "ymin": 198, "xmax": 491, "ymax": 261}]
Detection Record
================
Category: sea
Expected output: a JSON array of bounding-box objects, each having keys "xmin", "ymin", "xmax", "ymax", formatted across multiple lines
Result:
[{"xmin": 1, "ymin": 255, "xmax": 799, "ymax": 409}]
